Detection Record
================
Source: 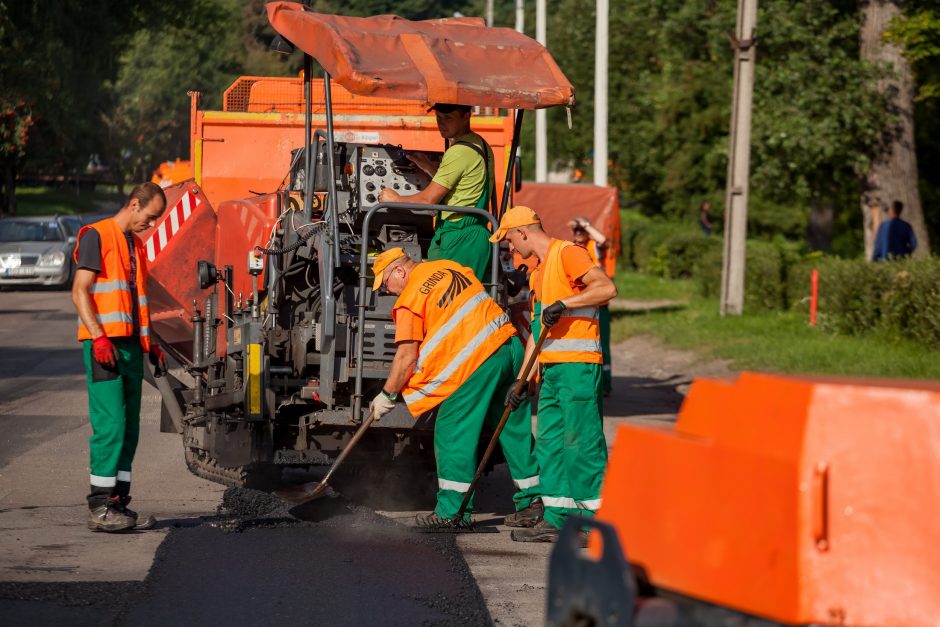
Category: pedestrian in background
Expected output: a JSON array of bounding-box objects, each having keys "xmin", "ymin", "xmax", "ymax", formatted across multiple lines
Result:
[
  {"xmin": 698, "ymin": 200, "xmax": 713, "ymax": 235},
  {"xmin": 872, "ymin": 200, "xmax": 917, "ymax": 261},
  {"xmin": 72, "ymin": 182, "xmax": 167, "ymax": 532},
  {"xmin": 569, "ymin": 216, "xmax": 612, "ymax": 397}
]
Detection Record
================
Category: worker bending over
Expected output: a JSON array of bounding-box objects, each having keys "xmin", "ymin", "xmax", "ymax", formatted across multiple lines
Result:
[
  {"xmin": 491, "ymin": 207, "xmax": 617, "ymax": 543},
  {"xmin": 379, "ymin": 103, "xmax": 494, "ymax": 282},
  {"xmin": 72, "ymin": 183, "xmax": 168, "ymax": 532},
  {"xmin": 569, "ymin": 216, "xmax": 612, "ymax": 396},
  {"xmin": 368, "ymin": 248, "xmax": 542, "ymax": 528}
]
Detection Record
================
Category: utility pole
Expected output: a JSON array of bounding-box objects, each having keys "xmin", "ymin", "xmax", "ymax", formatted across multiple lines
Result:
[
  {"xmin": 535, "ymin": 0, "xmax": 548, "ymax": 182},
  {"xmin": 593, "ymin": 0, "xmax": 609, "ymax": 186},
  {"xmin": 719, "ymin": 0, "xmax": 758, "ymax": 316},
  {"xmin": 485, "ymin": 0, "xmax": 494, "ymax": 27},
  {"xmin": 515, "ymin": 0, "xmax": 525, "ymax": 32}
]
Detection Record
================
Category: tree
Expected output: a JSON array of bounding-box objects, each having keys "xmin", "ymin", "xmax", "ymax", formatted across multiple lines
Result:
[
  {"xmin": 543, "ymin": 0, "xmax": 887, "ymax": 256},
  {"xmin": 860, "ymin": 0, "xmax": 930, "ymax": 258}
]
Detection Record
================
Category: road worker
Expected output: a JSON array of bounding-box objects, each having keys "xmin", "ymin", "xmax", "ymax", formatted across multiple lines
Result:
[
  {"xmin": 569, "ymin": 216, "xmax": 612, "ymax": 396},
  {"xmin": 368, "ymin": 247, "xmax": 542, "ymax": 528},
  {"xmin": 379, "ymin": 103, "xmax": 494, "ymax": 282},
  {"xmin": 491, "ymin": 207, "xmax": 617, "ymax": 543},
  {"xmin": 72, "ymin": 182, "xmax": 168, "ymax": 532}
]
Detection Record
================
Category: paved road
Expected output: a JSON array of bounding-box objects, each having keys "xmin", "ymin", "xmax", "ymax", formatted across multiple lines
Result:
[{"xmin": 0, "ymin": 289, "xmax": 717, "ymax": 626}]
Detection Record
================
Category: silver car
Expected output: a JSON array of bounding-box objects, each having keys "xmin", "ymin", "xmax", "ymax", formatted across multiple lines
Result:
[{"xmin": 0, "ymin": 215, "xmax": 84, "ymax": 288}]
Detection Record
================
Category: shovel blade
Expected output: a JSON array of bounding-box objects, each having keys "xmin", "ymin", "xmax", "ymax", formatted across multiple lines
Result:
[{"xmin": 274, "ymin": 481, "xmax": 335, "ymax": 505}]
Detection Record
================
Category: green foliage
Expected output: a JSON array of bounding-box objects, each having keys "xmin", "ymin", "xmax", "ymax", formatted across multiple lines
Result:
[
  {"xmin": 106, "ymin": 0, "xmax": 248, "ymax": 182},
  {"xmin": 884, "ymin": 2, "xmax": 940, "ymax": 101},
  {"xmin": 750, "ymin": 0, "xmax": 887, "ymax": 207},
  {"xmin": 0, "ymin": 100, "xmax": 33, "ymax": 160},
  {"xmin": 543, "ymin": 0, "xmax": 887, "ymax": 242},
  {"xmin": 696, "ymin": 238, "xmax": 799, "ymax": 311},
  {"xmin": 787, "ymin": 255, "xmax": 940, "ymax": 347},
  {"xmin": 14, "ymin": 186, "xmax": 123, "ymax": 216}
]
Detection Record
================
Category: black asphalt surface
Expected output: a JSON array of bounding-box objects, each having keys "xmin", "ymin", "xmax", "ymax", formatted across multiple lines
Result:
[{"xmin": 0, "ymin": 489, "xmax": 492, "ymax": 626}]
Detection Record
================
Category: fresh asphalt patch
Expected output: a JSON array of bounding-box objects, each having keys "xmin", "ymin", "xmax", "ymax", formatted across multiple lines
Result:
[{"xmin": 0, "ymin": 488, "xmax": 492, "ymax": 626}]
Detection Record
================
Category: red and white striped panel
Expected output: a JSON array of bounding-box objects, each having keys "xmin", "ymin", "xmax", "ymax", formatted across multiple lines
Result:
[{"xmin": 145, "ymin": 191, "xmax": 202, "ymax": 262}]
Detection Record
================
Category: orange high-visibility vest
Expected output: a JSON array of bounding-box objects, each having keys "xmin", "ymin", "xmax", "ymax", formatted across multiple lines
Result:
[
  {"xmin": 74, "ymin": 218, "xmax": 151, "ymax": 351},
  {"xmin": 396, "ymin": 260, "xmax": 515, "ymax": 416},
  {"xmin": 537, "ymin": 239, "xmax": 602, "ymax": 364}
]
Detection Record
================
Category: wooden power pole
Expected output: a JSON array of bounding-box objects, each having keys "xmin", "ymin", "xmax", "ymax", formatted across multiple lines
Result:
[{"xmin": 720, "ymin": 0, "xmax": 758, "ymax": 316}]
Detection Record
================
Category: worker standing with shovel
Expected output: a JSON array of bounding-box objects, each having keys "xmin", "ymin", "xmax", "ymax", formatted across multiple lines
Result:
[
  {"xmin": 490, "ymin": 207, "xmax": 617, "ymax": 543},
  {"xmin": 369, "ymin": 247, "xmax": 542, "ymax": 529}
]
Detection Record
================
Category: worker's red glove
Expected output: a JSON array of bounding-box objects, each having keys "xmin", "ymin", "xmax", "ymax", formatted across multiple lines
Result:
[
  {"xmin": 92, "ymin": 336, "xmax": 118, "ymax": 368},
  {"xmin": 149, "ymin": 345, "xmax": 168, "ymax": 377}
]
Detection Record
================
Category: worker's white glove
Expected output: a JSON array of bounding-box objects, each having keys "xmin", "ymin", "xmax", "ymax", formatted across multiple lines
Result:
[{"xmin": 369, "ymin": 390, "xmax": 398, "ymax": 421}]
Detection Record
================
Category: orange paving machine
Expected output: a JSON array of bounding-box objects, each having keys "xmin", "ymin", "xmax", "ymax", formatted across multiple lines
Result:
[
  {"xmin": 547, "ymin": 373, "xmax": 940, "ymax": 626},
  {"xmin": 141, "ymin": 4, "xmax": 576, "ymax": 488}
]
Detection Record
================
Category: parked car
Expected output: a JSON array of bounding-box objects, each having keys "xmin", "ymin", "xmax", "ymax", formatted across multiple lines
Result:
[{"xmin": 0, "ymin": 215, "xmax": 84, "ymax": 288}]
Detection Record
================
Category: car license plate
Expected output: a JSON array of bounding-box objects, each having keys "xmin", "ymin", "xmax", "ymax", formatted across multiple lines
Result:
[{"xmin": 9, "ymin": 267, "xmax": 36, "ymax": 277}]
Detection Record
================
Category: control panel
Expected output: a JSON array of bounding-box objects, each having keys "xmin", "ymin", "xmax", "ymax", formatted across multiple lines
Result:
[{"xmin": 357, "ymin": 145, "xmax": 435, "ymax": 209}]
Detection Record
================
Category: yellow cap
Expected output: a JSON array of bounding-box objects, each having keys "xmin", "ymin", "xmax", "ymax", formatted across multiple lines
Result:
[
  {"xmin": 489, "ymin": 206, "xmax": 541, "ymax": 242},
  {"xmin": 371, "ymin": 247, "xmax": 408, "ymax": 291}
]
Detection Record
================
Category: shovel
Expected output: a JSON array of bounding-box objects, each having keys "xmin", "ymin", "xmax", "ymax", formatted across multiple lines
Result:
[{"xmin": 274, "ymin": 411, "xmax": 377, "ymax": 505}]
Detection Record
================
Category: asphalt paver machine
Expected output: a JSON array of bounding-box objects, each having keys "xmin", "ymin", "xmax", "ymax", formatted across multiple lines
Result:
[{"xmin": 145, "ymin": 3, "xmax": 574, "ymax": 488}]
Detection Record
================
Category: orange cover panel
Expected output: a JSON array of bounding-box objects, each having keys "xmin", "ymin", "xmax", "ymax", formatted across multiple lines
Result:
[
  {"xmin": 597, "ymin": 372, "xmax": 940, "ymax": 626},
  {"xmin": 265, "ymin": 3, "xmax": 574, "ymax": 109},
  {"xmin": 514, "ymin": 183, "xmax": 620, "ymax": 276}
]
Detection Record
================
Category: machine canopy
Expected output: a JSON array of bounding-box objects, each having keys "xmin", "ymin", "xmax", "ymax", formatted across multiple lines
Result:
[{"xmin": 266, "ymin": 2, "xmax": 575, "ymax": 110}]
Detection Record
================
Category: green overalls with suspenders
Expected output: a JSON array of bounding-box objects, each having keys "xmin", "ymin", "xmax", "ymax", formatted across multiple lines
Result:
[{"xmin": 427, "ymin": 137, "xmax": 496, "ymax": 283}]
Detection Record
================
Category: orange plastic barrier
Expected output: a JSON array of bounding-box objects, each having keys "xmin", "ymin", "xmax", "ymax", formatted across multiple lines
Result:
[{"xmin": 597, "ymin": 372, "xmax": 940, "ymax": 626}]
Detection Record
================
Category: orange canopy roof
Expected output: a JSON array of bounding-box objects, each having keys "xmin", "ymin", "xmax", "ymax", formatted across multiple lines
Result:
[{"xmin": 265, "ymin": 2, "xmax": 575, "ymax": 110}]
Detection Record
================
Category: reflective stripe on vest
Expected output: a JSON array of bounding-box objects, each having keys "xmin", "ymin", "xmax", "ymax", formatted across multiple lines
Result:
[
  {"xmin": 74, "ymin": 218, "xmax": 151, "ymax": 352},
  {"xmin": 89, "ymin": 279, "xmax": 129, "ymax": 294},
  {"xmin": 537, "ymin": 239, "xmax": 602, "ymax": 364},
  {"xmin": 416, "ymin": 291, "xmax": 489, "ymax": 371},
  {"xmin": 404, "ymin": 312, "xmax": 510, "ymax": 406},
  {"xmin": 397, "ymin": 260, "xmax": 516, "ymax": 416}
]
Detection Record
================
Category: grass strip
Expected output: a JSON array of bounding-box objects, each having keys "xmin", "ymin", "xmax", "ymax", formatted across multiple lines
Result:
[{"xmin": 612, "ymin": 271, "xmax": 940, "ymax": 380}]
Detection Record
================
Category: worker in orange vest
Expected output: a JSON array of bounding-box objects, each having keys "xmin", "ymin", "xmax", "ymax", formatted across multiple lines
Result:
[
  {"xmin": 72, "ymin": 182, "xmax": 167, "ymax": 532},
  {"xmin": 490, "ymin": 207, "xmax": 617, "ymax": 543},
  {"xmin": 369, "ymin": 247, "xmax": 542, "ymax": 529}
]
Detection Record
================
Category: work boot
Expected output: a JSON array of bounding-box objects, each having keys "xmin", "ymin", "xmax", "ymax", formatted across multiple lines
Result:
[
  {"xmin": 510, "ymin": 519, "xmax": 560, "ymax": 543},
  {"xmin": 87, "ymin": 497, "xmax": 136, "ymax": 532},
  {"xmin": 117, "ymin": 495, "xmax": 139, "ymax": 521},
  {"xmin": 504, "ymin": 499, "xmax": 544, "ymax": 528},
  {"xmin": 415, "ymin": 512, "xmax": 472, "ymax": 530}
]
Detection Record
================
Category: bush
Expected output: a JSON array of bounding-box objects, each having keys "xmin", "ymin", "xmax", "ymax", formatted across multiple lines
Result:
[
  {"xmin": 697, "ymin": 239, "xmax": 795, "ymax": 311},
  {"xmin": 788, "ymin": 256, "xmax": 940, "ymax": 347},
  {"xmin": 623, "ymin": 219, "xmax": 721, "ymax": 278}
]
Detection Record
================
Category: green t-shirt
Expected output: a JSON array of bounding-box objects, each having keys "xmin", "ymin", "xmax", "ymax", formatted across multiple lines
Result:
[{"xmin": 432, "ymin": 132, "xmax": 495, "ymax": 221}]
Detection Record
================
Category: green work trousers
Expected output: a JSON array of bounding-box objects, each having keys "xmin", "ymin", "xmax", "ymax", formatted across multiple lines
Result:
[
  {"xmin": 82, "ymin": 338, "xmax": 143, "ymax": 493},
  {"xmin": 433, "ymin": 339, "xmax": 541, "ymax": 520},
  {"xmin": 427, "ymin": 215, "xmax": 492, "ymax": 283},
  {"xmin": 536, "ymin": 361, "xmax": 607, "ymax": 529},
  {"xmin": 600, "ymin": 304, "xmax": 612, "ymax": 395}
]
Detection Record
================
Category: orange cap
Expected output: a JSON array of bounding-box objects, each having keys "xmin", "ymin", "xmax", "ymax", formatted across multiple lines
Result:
[
  {"xmin": 489, "ymin": 206, "xmax": 541, "ymax": 242},
  {"xmin": 371, "ymin": 247, "xmax": 408, "ymax": 291}
]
